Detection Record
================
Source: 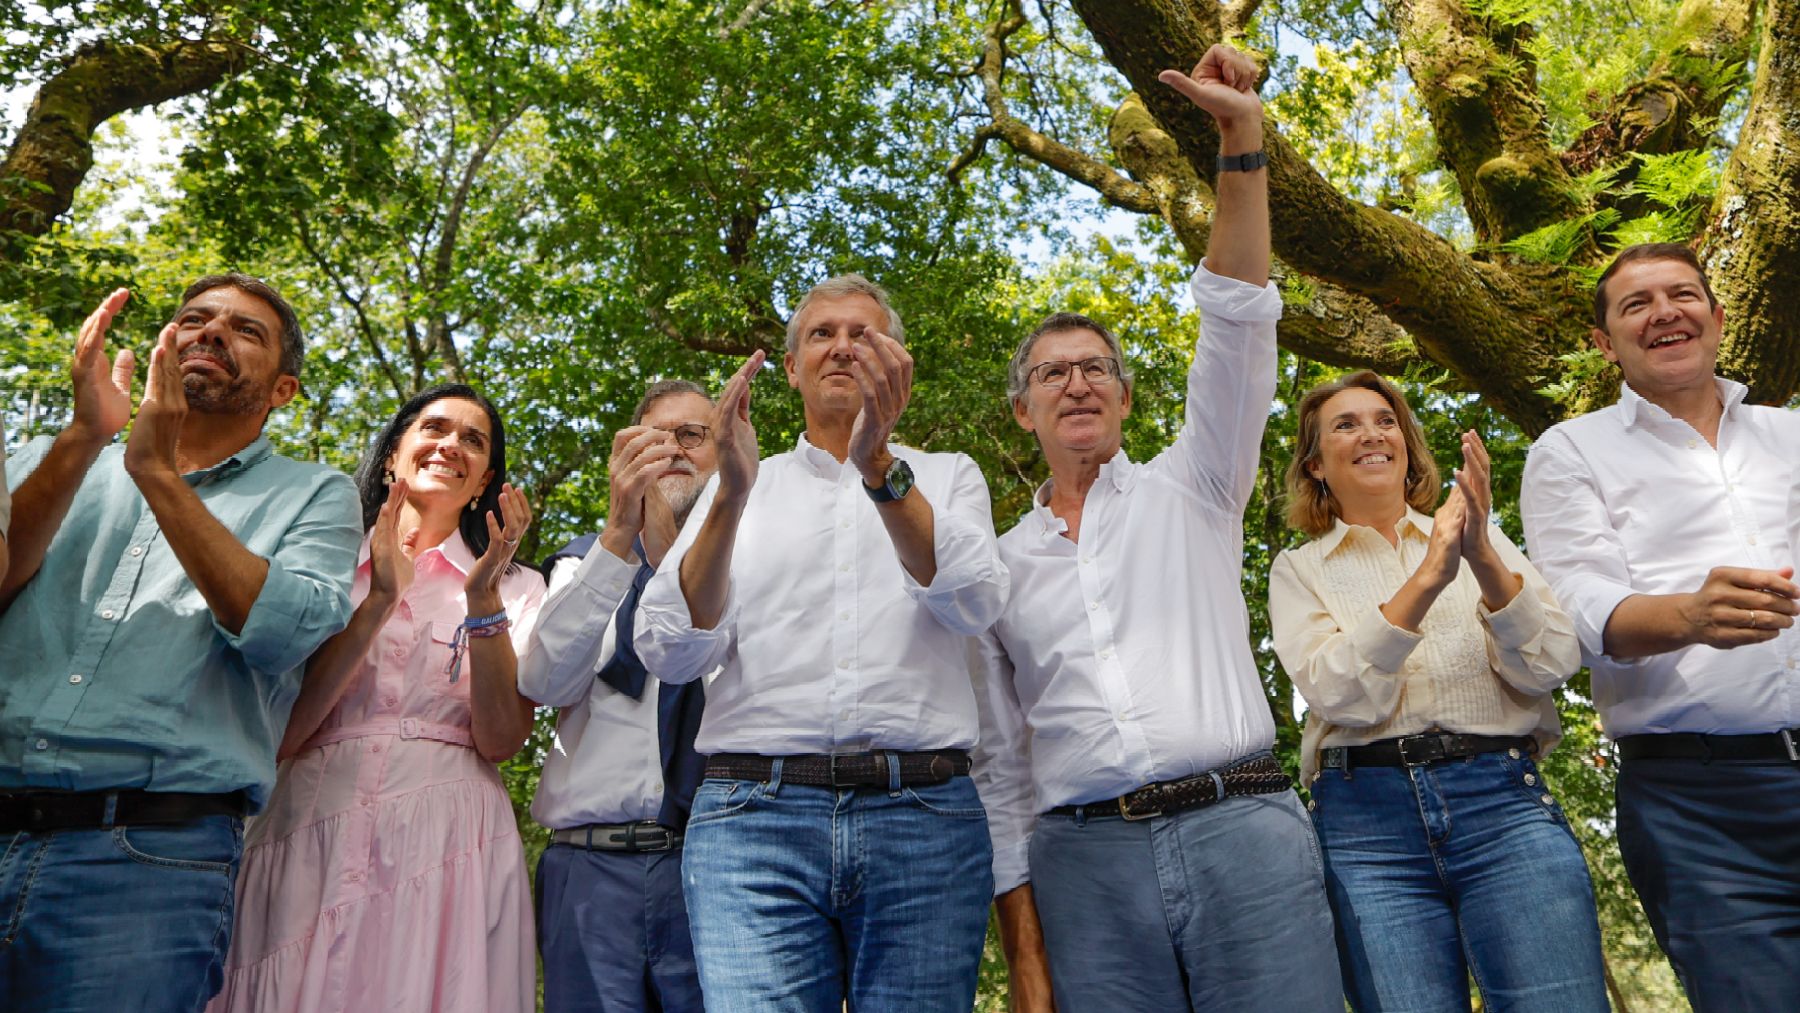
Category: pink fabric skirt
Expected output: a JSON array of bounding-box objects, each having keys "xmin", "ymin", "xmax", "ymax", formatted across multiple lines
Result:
[{"xmin": 209, "ymin": 736, "xmax": 534, "ymax": 1013}]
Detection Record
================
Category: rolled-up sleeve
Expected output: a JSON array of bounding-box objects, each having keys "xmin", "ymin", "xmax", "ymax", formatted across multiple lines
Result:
[
  {"xmin": 1521, "ymin": 432, "xmax": 1639, "ymax": 665},
  {"xmin": 1478, "ymin": 526, "xmax": 1581, "ymax": 696},
  {"xmin": 635, "ymin": 481, "xmax": 737, "ymax": 685},
  {"xmin": 1269, "ymin": 549, "xmax": 1417, "ymax": 727},
  {"xmin": 221, "ymin": 471, "xmax": 361, "ymax": 674},
  {"xmin": 970, "ymin": 629, "xmax": 1035, "ymax": 895},
  {"xmin": 902, "ymin": 453, "xmax": 1009, "ymax": 635},
  {"xmin": 520, "ymin": 551, "xmax": 636, "ymax": 707}
]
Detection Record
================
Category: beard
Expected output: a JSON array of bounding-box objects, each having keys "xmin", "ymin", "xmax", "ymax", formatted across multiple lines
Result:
[
  {"xmin": 657, "ymin": 469, "xmax": 706, "ymax": 524},
  {"xmin": 181, "ymin": 346, "xmax": 269, "ymax": 415}
]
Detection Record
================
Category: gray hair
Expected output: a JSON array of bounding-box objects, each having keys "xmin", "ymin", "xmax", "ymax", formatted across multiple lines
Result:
[
  {"xmin": 785, "ymin": 274, "xmax": 905, "ymax": 355},
  {"xmin": 630, "ymin": 378, "xmax": 711, "ymax": 425},
  {"xmin": 1006, "ymin": 312, "xmax": 1134, "ymax": 405}
]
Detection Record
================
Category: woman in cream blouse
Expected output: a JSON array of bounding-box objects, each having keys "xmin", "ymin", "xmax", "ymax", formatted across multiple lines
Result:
[{"xmin": 1269, "ymin": 370, "xmax": 1607, "ymax": 1013}]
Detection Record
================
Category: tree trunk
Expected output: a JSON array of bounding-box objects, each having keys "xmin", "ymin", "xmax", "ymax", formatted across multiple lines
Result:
[{"xmin": 0, "ymin": 39, "xmax": 248, "ymax": 248}]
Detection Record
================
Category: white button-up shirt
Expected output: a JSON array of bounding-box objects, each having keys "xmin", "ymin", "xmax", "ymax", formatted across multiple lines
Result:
[
  {"xmin": 635, "ymin": 438, "xmax": 1008, "ymax": 755},
  {"xmin": 973, "ymin": 263, "xmax": 1283, "ymax": 893},
  {"xmin": 519, "ymin": 547, "xmax": 682, "ymax": 828},
  {"xmin": 1521, "ymin": 377, "xmax": 1800, "ymax": 737}
]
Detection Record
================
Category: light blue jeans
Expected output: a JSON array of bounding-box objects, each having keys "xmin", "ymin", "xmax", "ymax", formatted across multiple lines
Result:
[
  {"xmin": 1310, "ymin": 750, "xmax": 1609, "ymax": 1012},
  {"xmin": 1030, "ymin": 784, "xmax": 1344, "ymax": 1012},
  {"xmin": 0, "ymin": 814, "xmax": 243, "ymax": 1012},
  {"xmin": 680, "ymin": 768, "xmax": 993, "ymax": 1013}
]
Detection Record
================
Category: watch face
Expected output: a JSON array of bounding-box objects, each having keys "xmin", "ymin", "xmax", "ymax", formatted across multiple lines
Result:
[{"xmin": 888, "ymin": 460, "xmax": 915, "ymax": 499}]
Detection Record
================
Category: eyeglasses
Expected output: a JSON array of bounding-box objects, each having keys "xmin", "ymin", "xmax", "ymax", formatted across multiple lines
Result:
[
  {"xmin": 1027, "ymin": 356, "xmax": 1121, "ymax": 390},
  {"xmin": 658, "ymin": 423, "xmax": 711, "ymax": 449}
]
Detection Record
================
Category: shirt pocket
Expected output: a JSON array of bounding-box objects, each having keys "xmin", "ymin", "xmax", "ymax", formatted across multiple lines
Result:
[{"xmin": 427, "ymin": 620, "xmax": 465, "ymax": 687}]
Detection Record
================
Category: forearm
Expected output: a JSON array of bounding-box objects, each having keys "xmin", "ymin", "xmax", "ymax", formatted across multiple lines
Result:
[
  {"xmin": 1464, "ymin": 544, "xmax": 1524, "ymax": 613},
  {"xmin": 1601, "ymin": 593, "xmax": 1695, "ymax": 658},
  {"xmin": 874, "ymin": 489, "xmax": 937, "ymax": 587},
  {"xmin": 680, "ymin": 493, "xmax": 745, "ymax": 630},
  {"xmin": 1380, "ymin": 568, "xmax": 1450, "ymax": 633},
  {"xmin": 0, "ymin": 429, "xmax": 108, "ymax": 608},
  {"xmin": 279, "ymin": 591, "xmax": 397, "ymax": 760},
  {"xmin": 132, "ymin": 468, "xmax": 269, "ymax": 634},
  {"xmin": 996, "ymin": 885, "xmax": 1056, "ymax": 1013},
  {"xmin": 465, "ymin": 627, "xmax": 535, "ymax": 762},
  {"xmin": 1204, "ymin": 120, "xmax": 1270, "ymax": 286}
]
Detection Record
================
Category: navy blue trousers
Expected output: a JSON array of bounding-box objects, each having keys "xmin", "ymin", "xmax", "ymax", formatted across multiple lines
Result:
[
  {"xmin": 535, "ymin": 843, "xmax": 703, "ymax": 1013},
  {"xmin": 1617, "ymin": 757, "xmax": 1800, "ymax": 1012}
]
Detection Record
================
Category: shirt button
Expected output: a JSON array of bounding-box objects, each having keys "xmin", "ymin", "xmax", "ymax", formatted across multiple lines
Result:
[
  {"xmin": 347, "ymin": 871, "xmax": 362, "ymax": 882},
  {"xmin": 33, "ymin": 738, "xmax": 49, "ymax": 750},
  {"xmin": 360, "ymin": 799, "xmax": 372, "ymax": 807},
  {"xmin": 837, "ymin": 658, "xmax": 851, "ymax": 669},
  {"xmin": 840, "ymin": 520, "xmax": 851, "ymax": 529},
  {"xmin": 1088, "ymin": 601, "xmax": 1099, "ymax": 611},
  {"xmin": 69, "ymin": 674, "xmax": 83, "ymax": 685},
  {"xmin": 1686, "ymin": 439, "xmax": 1697, "ymax": 449},
  {"xmin": 370, "ymin": 744, "xmax": 382, "ymax": 754},
  {"xmin": 650, "ymin": 785, "xmax": 662, "ymax": 795},
  {"xmin": 129, "ymin": 546, "xmax": 144, "ymax": 557},
  {"xmin": 838, "ymin": 710, "xmax": 852, "ymax": 720},
  {"xmin": 838, "ymin": 611, "xmax": 850, "ymax": 621},
  {"xmin": 101, "ymin": 610, "xmax": 115, "ymax": 620},
  {"xmin": 1748, "ymin": 535, "xmax": 1758, "ymax": 546},
  {"xmin": 383, "ymin": 696, "xmax": 398, "ymax": 707},
  {"xmin": 1523, "ymin": 773, "xmax": 1538, "ymax": 786},
  {"xmin": 393, "ymin": 648, "xmax": 405, "ymax": 658},
  {"xmin": 839, "ymin": 563, "xmax": 851, "ymax": 573},
  {"xmin": 1099, "ymin": 648, "xmax": 1113, "ymax": 660}
]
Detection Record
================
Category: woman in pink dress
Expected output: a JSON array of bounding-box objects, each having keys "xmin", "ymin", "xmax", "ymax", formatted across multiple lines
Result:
[{"xmin": 211, "ymin": 383, "xmax": 544, "ymax": 1013}]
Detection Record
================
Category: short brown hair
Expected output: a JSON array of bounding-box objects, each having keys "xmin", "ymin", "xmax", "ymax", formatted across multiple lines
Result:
[
  {"xmin": 1592, "ymin": 243, "xmax": 1717, "ymax": 329},
  {"xmin": 1285, "ymin": 370, "xmax": 1440, "ymax": 537},
  {"xmin": 180, "ymin": 273, "xmax": 304, "ymax": 380},
  {"xmin": 631, "ymin": 378, "xmax": 710, "ymax": 425}
]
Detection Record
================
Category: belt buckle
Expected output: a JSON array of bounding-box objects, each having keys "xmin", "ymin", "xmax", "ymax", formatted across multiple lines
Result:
[
  {"xmin": 1781, "ymin": 729, "xmax": 1799, "ymax": 763},
  {"xmin": 398, "ymin": 718, "xmax": 421, "ymax": 740},
  {"xmin": 1118, "ymin": 785, "xmax": 1163, "ymax": 822},
  {"xmin": 628, "ymin": 821, "xmax": 675, "ymax": 852},
  {"xmin": 1396, "ymin": 735, "xmax": 1435, "ymax": 766}
]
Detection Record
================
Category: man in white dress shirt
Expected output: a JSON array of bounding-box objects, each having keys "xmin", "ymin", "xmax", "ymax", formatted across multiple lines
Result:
[
  {"xmin": 521, "ymin": 379, "xmax": 716, "ymax": 1013},
  {"xmin": 973, "ymin": 43, "xmax": 1342, "ymax": 1012},
  {"xmin": 1521, "ymin": 242, "xmax": 1800, "ymax": 1010},
  {"xmin": 634, "ymin": 275, "xmax": 1009, "ymax": 1012}
]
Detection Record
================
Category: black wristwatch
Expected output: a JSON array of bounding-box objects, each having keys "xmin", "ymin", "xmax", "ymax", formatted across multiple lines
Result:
[
  {"xmin": 1217, "ymin": 149, "xmax": 1268, "ymax": 172},
  {"xmin": 864, "ymin": 458, "xmax": 915, "ymax": 503}
]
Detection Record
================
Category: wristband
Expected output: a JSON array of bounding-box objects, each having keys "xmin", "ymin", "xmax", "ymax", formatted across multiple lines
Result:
[
  {"xmin": 1217, "ymin": 149, "xmax": 1268, "ymax": 172},
  {"xmin": 445, "ymin": 610, "xmax": 511, "ymax": 681}
]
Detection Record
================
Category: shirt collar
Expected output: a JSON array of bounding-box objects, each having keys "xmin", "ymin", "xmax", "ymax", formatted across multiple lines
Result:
[
  {"xmin": 189, "ymin": 434, "xmax": 273, "ymax": 480},
  {"xmin": 1617, "ymin": 375, "xmax": 1746, "ymax": 429},
  {"xmin": 1317, "ymin": 507, "xmax": 1431, "ymax": 557},
  {"xmin": 795, "ymin": 431, "xmax": 846, "ymax": 478},
  {"xmin": 356, "ymin": 528, "xmax": 476, "ymax": 576},
  {"xmin": 1029, "ymin": 450, "xmax": 1134, "ymax": 536}
]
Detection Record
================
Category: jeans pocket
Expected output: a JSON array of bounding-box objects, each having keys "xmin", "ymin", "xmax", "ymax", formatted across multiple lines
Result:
[
  {"xmin": 685, "ymin": 779, "xmax": 762, "ymax": 828},
  {"xmin": 899, "ymin": 780, "xmax": 987, "ymax": 819},
  {"xmin": 112, "ymin": 817, "xmax": 243, "ymax": 874}
]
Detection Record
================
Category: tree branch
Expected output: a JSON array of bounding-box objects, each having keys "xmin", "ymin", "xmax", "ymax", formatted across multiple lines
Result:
[
  {"xmin": 1705, "ymin": 0, "xmax": 1800, "ymax": 405},
  {"xmin": 718, "ymin": 0, "xmax": 779, "ymax": 38},
  {"xmin": 291, "ymin": 208, "xmax": 406, "ymax": 400},
  {"xmin": 0, "ymin": 38, "xmax": 251, "ymax": 247}
]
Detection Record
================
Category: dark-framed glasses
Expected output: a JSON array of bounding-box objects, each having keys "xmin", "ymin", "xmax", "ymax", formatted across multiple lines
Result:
[
  {"xmin": 1028, "ymin": 356, "xmax": 1121, "ymax": 390},
  {"xmin": 660, "ymin": 423, "xmax": 711, "ymax": 449}
]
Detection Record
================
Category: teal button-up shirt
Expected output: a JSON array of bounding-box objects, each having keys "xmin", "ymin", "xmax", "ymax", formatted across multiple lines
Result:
[{"xmin": 0, "ymin": 434, "xmax": 361, "ymax": 810}]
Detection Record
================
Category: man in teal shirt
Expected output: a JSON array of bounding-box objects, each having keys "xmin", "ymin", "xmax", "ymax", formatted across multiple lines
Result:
[{"xmin": 0, "ymin": 275, "xmax": 361, "ymax": 1013}]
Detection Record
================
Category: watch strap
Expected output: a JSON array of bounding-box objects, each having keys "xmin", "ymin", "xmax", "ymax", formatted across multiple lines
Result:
[{"xmin": 1217, "ymin": 149, "xmax": 1269, "ymax": 173}]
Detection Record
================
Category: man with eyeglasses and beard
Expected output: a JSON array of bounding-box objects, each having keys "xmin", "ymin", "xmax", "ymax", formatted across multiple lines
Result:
[
  {"xmin": 521, "ymin": 379, "xmax": 719, "ymax": 1013},
  {"xmin": 0, "ymin": 277, "xmax": 361, "ymax": 1012}
]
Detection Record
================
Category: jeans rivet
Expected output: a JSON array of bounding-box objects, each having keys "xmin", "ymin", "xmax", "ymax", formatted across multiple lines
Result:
[
  {"xmin": 1507, "ymin": 748, "xmax": 1521, "ymax": 760},
  {"xmin": 1541, "ymin": 794, "xmax": 1555, "ymax": 805}
]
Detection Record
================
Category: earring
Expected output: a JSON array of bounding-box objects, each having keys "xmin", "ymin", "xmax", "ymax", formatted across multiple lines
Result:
[
  {"xmin": 383, "ymin": 469, "xmax": 395, "ymax": 485},
  {"xmin": 468, "ymin": 498, "xmax": 479, "ymax": 512}
]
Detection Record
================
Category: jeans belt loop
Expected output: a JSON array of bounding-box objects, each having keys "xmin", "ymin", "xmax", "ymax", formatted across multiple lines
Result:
[
  {"xmin": 1781, "ymin": 729, "xmax": 1799, "ymax": 763},
  {"xmin": 583, "ymin": 826, "xmax": 598, "ymax": 849},
  {"xmin": 625, "ymin": 822, "xmax": 640, "ymax": 849},
  {"xmin": 767, "ymin": 756, "xmax": 784, "ymax": 796},
  {"xmin": 886, "ymin": 751, "xmax": 902, "ymax": 796},
  {"xmin": 101, "ymin": 791, "xmax": 119, "ymax": 829}
]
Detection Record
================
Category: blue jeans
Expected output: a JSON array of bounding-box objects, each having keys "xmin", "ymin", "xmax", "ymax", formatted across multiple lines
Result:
[
  {"xmin": 680, "ymin": 770, "xmax": 993, "ymax": 1013},
  {"xmin": 536, "ymin": 842, "xmax": 703, "ymax": 1013},
  {"xmin": 1310, "ymin": 751, "xmax": 1608, "ymax": 1012},
  {"xmin": 1617, "ymin": 756, "xmax": 1800, "ymax": 1013},
  {"xmin": 0, "ymin": 815, "xmax": 243, "ymax": 1013},
  {"xmin": 1029, "ymin": 786, "xmax": 1343, "ymax": 1012}
]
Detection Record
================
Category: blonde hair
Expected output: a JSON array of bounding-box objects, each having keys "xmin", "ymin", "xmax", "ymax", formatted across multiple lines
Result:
[{"xmin": 1285, "ymin": 370, "xmax": 1440, "ymax": 537}]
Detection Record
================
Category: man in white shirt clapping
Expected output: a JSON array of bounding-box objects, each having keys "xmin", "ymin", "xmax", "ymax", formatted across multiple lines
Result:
[
  {"xmin": 1521, "ymin": 243, "xmax": 1800, "ymax": 1010},
  {"xmin": 522, "ymin": 379, "xmax": 718, "ymax": 1013},
  {"xmin": 634, "ymin": 276, "xmax": 1009, "ymax": 1011},
  {"xmin": 972, "ymin": 43, "xmax": 1343, "ymax": 1013}
]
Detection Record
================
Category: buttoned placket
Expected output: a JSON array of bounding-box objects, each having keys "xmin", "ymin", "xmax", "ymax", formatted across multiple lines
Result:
[
  {"xmin": 1068, "ymin": 477, "xmax": 1156, "ymax": 778},
  {"xmin": 827, "ymin": 463, "xmax": 862, "ymax": 747}
]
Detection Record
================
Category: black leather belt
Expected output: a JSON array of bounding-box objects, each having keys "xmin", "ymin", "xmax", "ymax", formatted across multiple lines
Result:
[
  {"xmin": 0, "ymin": 790, "xmax": 249, "ymax": 833},
  {"xmin": 1618, "ymin": 730, "xmax": 1800, "ymax": 763},
  {"xmin": 551, "ymin": 821, "xmax": 682, "ymax": 852},
  {"xmin": 1321, "ymin": 733, "xmax": 1537, "ymax": 770},
  {"xmin": 704, "ymin": 750, "xmax": 971, "ymax": 788},
  {"xmin": 1049, "ymin": 752, "xmax": 1290, "ymax": 821}
]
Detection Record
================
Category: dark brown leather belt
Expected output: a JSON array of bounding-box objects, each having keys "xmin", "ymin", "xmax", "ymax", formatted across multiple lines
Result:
[
  {"xmin": 1618, "ymin": 730, "xmax": 1800, "ymax": 763},
  {"xmin": 704, "ymin": 750, "xmax": 971, "ymax": 788},
  {"xmin": 1321, "ymin": 733, "xmax": 1538, "ymax": 770},
  {"xmin": 1049, "ymin": 752, "xmax": 1290, "ymax": 821},
  {"xmin": 0, "ymin": 790, "xmax": 249, "ymax": 832}
]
